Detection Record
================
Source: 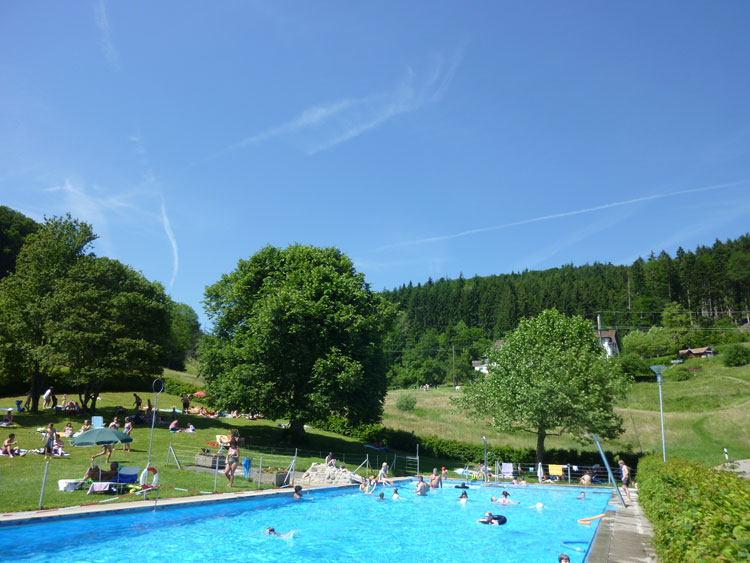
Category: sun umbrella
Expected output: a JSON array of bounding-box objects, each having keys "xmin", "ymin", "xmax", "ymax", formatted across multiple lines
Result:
[
  {"xmin": 70, "ymin": 427, "xmax": 133, "ymax": 447},
  {"xmin": 193, "ymin": 391, "xmax": 206, "ymax": 398}
]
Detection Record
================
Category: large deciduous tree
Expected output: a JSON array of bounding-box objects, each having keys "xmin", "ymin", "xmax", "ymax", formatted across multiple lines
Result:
[
  {"xmin": 453, "ymin": 309, "xmax": 630, "ymax": 464},
  {"xmin": 0, "ymin": 215, "xmax": 169, "ymax": 412},
  {"xmin": 0, "ymin": 215, "xmax": 96, "ymax": 410},
  {"xmin": 53, "ymin": 256, "xmax": 170, "ymax": 412},
  {"xmin": 199, "ymin": 244, "xmax": 394, "ymax": 437},
  {"xmin": 161, "ymin": 301, "xmax": 202, "ymax": 371}
]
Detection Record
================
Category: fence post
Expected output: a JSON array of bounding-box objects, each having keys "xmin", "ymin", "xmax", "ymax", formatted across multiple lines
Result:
[
  {"xmin": 38, "ymin": 461, "xmax": 50, "ymax": 510},
  {"xmin": 258, "ymin": 457, "xmax": 263, "ymax": 490},
  {"xmin": 213, "ymin": 454, "xmax": 220, "ymax": 492}
]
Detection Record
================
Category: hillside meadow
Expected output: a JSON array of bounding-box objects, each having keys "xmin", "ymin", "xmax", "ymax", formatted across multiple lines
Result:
[{"xmin": 383, "ymin": 353, "xmax": 750, "ymax": 466}]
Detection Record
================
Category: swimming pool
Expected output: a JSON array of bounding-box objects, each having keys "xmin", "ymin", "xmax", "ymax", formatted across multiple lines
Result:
[{"xmin": 0, "ymin": 481, "xmax": 612, "ymax": 562}]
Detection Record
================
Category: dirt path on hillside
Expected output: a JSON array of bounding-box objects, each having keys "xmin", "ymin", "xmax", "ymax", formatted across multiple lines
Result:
[{"xmin": 716, "ymin": 458, "xmax": 750, "ymax": 479}]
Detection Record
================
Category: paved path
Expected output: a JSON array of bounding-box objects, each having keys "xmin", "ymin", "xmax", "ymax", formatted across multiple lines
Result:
[{"xmin": 589, "ymin": 491, "xmax": 657, "ymax": 562}]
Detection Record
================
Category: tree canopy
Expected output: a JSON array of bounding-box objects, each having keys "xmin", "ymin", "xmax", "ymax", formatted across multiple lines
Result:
[
  {"xmin": 0, "ymin": 206, "xmax": 39, "ymax": 279},
  {"xmin": 199, "ymin": 244, "xmax": 395, "ymax": 436},
  {"xmin": 453, "ymin": 309, "xmax": 630, "ymax": 464},
  {"xmin": 0, "ymin": 215, "xmax": 169, "ymax": 411}
]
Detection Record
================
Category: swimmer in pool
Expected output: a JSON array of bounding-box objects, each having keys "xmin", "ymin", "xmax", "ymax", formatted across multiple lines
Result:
[
  {"xmin": 392, "ymin": 487, "xmax": 401, "ymax": 499},
  {"xmin": 494, "ymin": 491, "xmax": 519, "ymax": 505},
  {"xmin": 477, "ymin": 512, "xmax": 507, "ymax": 525},
  {"xmin": 458, "ymin": 490, "xmax": 469, "ymax": 503},
  {"xmin": 265, "ymin": 527, "xmax": 297, "ymax": 538},
  {"xmin": 577, "ymin": 492, "xmax": 585, "ymax": 499},
  {"xmin": 376, "ymin": 492, "xmax": 385, "ymax": 501}
]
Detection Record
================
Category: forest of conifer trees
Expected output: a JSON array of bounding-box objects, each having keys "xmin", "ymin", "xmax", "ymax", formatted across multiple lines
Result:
[{"xmin": 382, "ymin": 234, "xmax": 750, "ymax": 387}]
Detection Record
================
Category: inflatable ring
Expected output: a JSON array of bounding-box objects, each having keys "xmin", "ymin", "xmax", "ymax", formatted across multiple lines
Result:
[
  {"xmin": 139, "ymin": 466, "xmax": 159, "ymax": 488},
  {"xmin": 577, "ymin": 513, "xmax": 605, "ymax": 525},
  {"xmin": 561, "ymin": 540, "xmax": 588, "ymax": 552}
]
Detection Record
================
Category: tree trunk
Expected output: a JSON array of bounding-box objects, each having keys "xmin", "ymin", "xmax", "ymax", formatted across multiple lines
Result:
[
  {"xmin": 535, "ymin": 429, "xmax": 546, "ymax": 466},
  {"xmin": 289, "ymin": 419, "xmax": 306, "ymax": 438},
  {"xmin": 28, "ymin": 360, "xmax": 42, "ymax": 413}
]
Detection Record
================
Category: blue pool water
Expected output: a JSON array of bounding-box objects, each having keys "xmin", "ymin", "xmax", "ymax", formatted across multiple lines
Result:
[{"xmin": 1, "ymin": 481, "xmax": 612, "ymax": 562}]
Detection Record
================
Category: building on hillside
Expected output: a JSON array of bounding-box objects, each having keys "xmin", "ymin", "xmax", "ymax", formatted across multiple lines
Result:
[
  {"xmin": 597, "ymin": 330, "xmax": 620, "ymax": 357},
  {"xmin": 678, "ymin": 346, "xmax": 714, "ymax": 359},
  {"xmin": 472, "ymin": 340, "xmax": 504, "ymax": 375}
]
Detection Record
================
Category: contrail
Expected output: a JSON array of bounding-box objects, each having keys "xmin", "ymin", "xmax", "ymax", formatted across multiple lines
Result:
[
  {"xmin": 377, "ymin": 180, "xmax": 748, "ymax": 251},
  {"xmin": 160, "ymin": 197, "xmax": 179, "ymax": 288}
]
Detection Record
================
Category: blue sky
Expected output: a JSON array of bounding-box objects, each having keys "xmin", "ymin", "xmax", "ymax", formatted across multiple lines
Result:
[{"xmin": 2, "ymin": 2, "xmax": 749, "ymax": 329}]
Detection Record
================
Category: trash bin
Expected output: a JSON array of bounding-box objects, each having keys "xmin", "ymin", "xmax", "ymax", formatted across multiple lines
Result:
[
  {"xmin": 15, "ymin": 400, "xmax": 23, "ymax": 413},
  {"xmin": 242, "ymin": 457, "xmax": 252, "ymax": 479}
]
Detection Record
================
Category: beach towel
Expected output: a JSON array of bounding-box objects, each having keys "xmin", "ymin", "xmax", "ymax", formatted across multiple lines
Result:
[{"xmin": 548, "ymin": 464, "xmax": 564, "ymax": 477}]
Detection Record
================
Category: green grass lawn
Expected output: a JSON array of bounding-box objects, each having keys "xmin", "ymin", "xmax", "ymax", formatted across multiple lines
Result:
[
  {"xmin": 0, "ymin": 391, "xmax": 431, "ymax": 514},
  {"xmin": 2, "ymin": 353, "xmax": 748, "ymax": 514},
  {"xmin": 383, "ymin": 355, "xmax": 750, "ymax": 467}
]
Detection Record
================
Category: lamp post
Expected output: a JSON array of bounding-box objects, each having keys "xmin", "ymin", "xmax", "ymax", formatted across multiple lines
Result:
[
  {"xmin": 650, "ymin": 365, "xmax": 667, "ymax": 462},
  {"xmin": 481, "ymin": 436, "xmax": 488, "ymax": 482}
]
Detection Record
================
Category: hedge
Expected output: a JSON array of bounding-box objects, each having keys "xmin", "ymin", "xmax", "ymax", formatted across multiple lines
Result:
[
  {"xmin": 314, "ymin": 414, "xmax": 641, "ymax": 469},
  {"xmin": 638, "ymin": 454, "xmax": 750, "ymax": 562},
  {"xmin": 162, "ymin": 377, "xmax": 202, "ymax": 399}
]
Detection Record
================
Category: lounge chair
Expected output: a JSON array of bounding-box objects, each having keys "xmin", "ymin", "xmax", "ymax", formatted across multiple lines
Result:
[{"xmin": 87, "ymin": 466, "xmax": 140, "ymax": 494}]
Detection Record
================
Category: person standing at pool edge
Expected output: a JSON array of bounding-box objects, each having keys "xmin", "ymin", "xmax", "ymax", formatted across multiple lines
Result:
[
  {"xmin": 225, "ymin": 429, "xmax": 240, "ymax": 487},
  {"xmin": 378, "ymin": 462, "xmax": 393, "ymax": 487},
  {"xmin": 618, "ymin": 460, "xmax": 632, "ymax": 502}
]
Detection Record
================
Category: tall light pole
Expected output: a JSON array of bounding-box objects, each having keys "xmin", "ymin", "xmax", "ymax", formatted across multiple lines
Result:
[
  {"xmin": 481, "ymin": 436, "xmax": 488, "ymax": 482},
  {"xmin": 650, "ymin": 365, "xmax": 667, "ymax": 462}
]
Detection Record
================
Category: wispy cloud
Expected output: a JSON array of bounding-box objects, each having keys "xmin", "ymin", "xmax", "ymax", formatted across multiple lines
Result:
[
  {"xmin": 46, "ymin": 179, "xmax": 179, "ymax": 288},
  {"xmin": 377, "ymin": 180, "xmax": 750, "ymax": 251},
  {"xmin": 206, "ymin": 46, "xmax": 465, "ymax": 159},
  {"xmin": 160, "ymin": 197, "xmax": 179, "ymax": 288},
  {"xmin": 94, "ymin": 0, "xmax": 120, "ymax": 69}
]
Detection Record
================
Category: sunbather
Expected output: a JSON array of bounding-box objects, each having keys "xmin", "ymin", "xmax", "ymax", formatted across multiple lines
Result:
[
  {"xmin": 79, "ymin": 420, "xmax": 92, "ymax": 434},
  {"xmin": 83, "ymin": 461, "xmax": 119, "ymax": 481},
  {"xmin": 63, "ymin": 422, "xmax": 74, "ymax": 437},
  {"xmin": 2, "ymin": 434, "xmax": 24, "ymax": 457}
]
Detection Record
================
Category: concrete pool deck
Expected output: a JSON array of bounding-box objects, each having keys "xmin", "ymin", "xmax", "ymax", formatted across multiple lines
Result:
[
  {"xmin": 0, "ymin": 480, "xmax": 657, "ymax": 562},
  {"xmin": 588, "ymin": 490, "xmax": 657, "ymax": 562}
]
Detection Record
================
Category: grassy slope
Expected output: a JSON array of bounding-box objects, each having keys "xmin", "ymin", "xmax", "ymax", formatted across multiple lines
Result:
[
  {"xmin": 2, "ymin": 352, "xmax": 747, "ymax": 513},
  {"xmin": 383, "ymin": 353, "xmax": 750, "ymax": 466},
  {"xmin": 0, "ymin": 391, "xmax": 427, "ymax": 513}
]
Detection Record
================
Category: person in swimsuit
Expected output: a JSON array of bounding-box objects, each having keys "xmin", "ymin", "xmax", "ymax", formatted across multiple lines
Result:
[
  {"xmin": 122, "ymin": 417, "xmax": 133, "ymax": 451},
  {"xmin": 378, "ymin": 462, "xmax": 393, "ymax": 487},
  {"xmin": 458, "ymin": 490, "xmax": 469, "ymax": 503},
  {"xmin": 42, "ymin": 423, "xmax": 55, "ymax": 460},
  {"xmin": 83, "ymin": 461, "xmax": 119, "ymax": 481},
  {"xmin": 79, "ymin": 420, "xmax": 92, "ymax": 434},
  {"xmin": 492, "ymin": 491, "xmax": 519, "ymax": 505},
  {"xmin": 225, "ymin": 429, "xmax": 240, "ymax": 487},
  {"xmin": 392, "ymin": 487, "xmax": 401, "ymax": 499},
  {"xmin": 2, "ymin": 434, "xmax": 24, "ymax": 457},
  {"xmin": 293, "ymin": 485, "xmax": 303, "ymax": 499},
  {"xmin": 618, "ymin": 460, "xmax": 632, "ymax": 502},
  {"xmin": 477, "ymin": 511, "xmax": 507, "ymax": 525},
  {"xmin": 414, "ymin": 475, "xmax": 429, "ymax": 496},
  {"xmin": 429, "ymin": 467, "xmax": 443, "ymax": 489}
]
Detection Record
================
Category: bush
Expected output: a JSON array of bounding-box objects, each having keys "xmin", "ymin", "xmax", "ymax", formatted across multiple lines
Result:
[
  {"xmin": 722, "ymin": 344, "xmax": 750, "ymax": 367},
  {"xmin": 666, "ymin": 365, "xmax": 692, "ymax": 381},
  {"xmin": 638, "ymin": 454, "xmax": 750, "ymax": 562},
  {"xmin": 162, "ymin": 377, "xmax": 202, "ymax": 398},
  {"xmin": 619, "ymin": 353, "xmax": 652, "ymax": 379},
  {"xmin": 395, "ymin": 394, "xmax": 417, "ymax": 411},
  {"xmin": 313, "ymin": 415, "xmax": 641, "ymax": 470}
]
